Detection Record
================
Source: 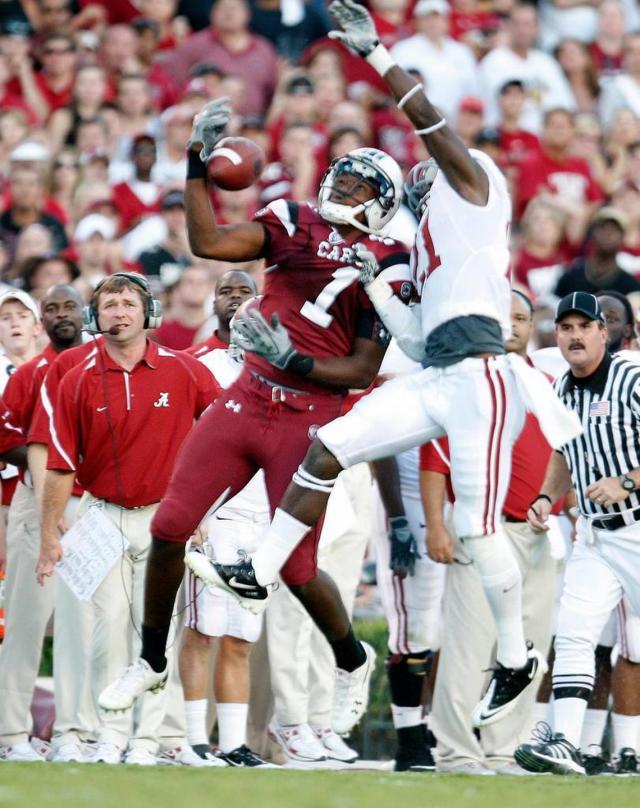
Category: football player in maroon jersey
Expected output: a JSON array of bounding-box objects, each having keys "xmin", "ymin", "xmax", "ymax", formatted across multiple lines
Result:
[{"xmin": 99, "ymin": 96, "xmax": 411, "ymax": 733}]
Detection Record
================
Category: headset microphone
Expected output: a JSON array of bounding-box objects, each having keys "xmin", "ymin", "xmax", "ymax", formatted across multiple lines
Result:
[{"xmin": 82, "ymin": 325, "xmax": 122, "ymax": 336}]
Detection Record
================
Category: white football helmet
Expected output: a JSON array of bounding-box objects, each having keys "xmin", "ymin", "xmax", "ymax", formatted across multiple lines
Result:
[
  {"xmin": 404, "ymin": 159, "xmax": 438, "ymax": 219},
  {"xmin": 318, "ymin": 147, "xmax": 403, "ymax": 234}
]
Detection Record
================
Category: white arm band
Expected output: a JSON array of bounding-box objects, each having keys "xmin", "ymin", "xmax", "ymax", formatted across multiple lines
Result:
[
  {"xmin": 365, "ymin": 43, "xmax": 396, "ymax": 77},
  {"xmin": 414, "ymin": 119, "xmax": 447, "ymax": 136},
  {"xmin": 364, "ymin": 276, "xmax": 425, "ymax": 362}
]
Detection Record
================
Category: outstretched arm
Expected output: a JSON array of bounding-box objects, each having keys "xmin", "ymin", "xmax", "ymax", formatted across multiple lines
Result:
[{"xmin": 329, "ymin": 0, "xmax": 488, "ymax": 205}]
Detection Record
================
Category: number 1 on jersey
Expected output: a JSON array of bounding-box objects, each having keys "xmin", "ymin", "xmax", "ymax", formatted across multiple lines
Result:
[{"xmin": 300, "ymin": 266, "xmax": 360, "ymax": 328}]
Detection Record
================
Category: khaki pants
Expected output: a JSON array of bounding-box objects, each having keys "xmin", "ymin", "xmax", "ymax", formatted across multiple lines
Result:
[
  {"xmin": 0, "ymin": 484, "xmax": 54, "ymax": 745},
  {"xmin": 82, "ymin": 496, "xmax": 185, "ymax": 752},
  {"xmin": 266, "ymin": 465, "xmax": 372, "ymax": 727},
  {"xmin": 432, "ymin": 519, "xmax": 558, "ymax": 768}
]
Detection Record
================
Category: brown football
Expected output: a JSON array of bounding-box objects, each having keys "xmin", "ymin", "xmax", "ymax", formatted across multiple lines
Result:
[{"xmin": 206, "ymin": 137, "xmax": 265, "ymax": 191}]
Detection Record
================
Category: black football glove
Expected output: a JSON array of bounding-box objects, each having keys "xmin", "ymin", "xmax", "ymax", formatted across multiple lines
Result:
[{"xmin": 388, "ymin": 516, "xmax": 419, "ymax": 578}]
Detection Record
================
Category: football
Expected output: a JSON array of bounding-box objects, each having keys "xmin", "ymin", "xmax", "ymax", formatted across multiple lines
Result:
[{"xmin": 206, "ymin": 137, "xmax": 265, "ymax": 191}]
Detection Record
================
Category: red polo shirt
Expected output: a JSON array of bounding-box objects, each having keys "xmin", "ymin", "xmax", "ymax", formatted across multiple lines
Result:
[
  {"xmin": 47, "ymin": 339, "xmax": 217, "ymax": 507},
  {"xmin": 185, "ymin": 332, "xmax": 229, "ymax": 357}
]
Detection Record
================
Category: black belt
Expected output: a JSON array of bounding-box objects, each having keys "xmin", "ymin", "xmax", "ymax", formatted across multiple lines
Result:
[
  {"xmin": 592, "ymin": 507, "xmax": 640, "ymax": 531},
  {"xmin": 503, "ymin": 513, "xmax": 525, "ymax": 523}
]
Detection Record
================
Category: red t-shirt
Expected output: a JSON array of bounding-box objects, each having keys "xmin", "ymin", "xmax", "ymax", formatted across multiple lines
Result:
[
  {"xmin": 248, "ymin": 199, "xmax": 412, "ymax": 395},
  {"xmin": 47, "ymin": 339, "xmax": 217, "ymax": 506},
  {"xmin": 512, "ymin": 246, "xmax": 570, "ymax": 292},
  {"xmin": 34, "ymin": 72, "xmax": 73, "ymax": 114},
  {"xmin": 0, "ymin": 89, "xmax": 37, "ymax": 124},
  {"xmin": 516, "ymin": 149, "xmax": 603, "ymax": 219},
  {"xmin": 185, "ymin": 332, "xmax": 229, "ymax": 357},
  {"xmin": 111, "ymin": 181, "xmax": 162, "ymax": 234},
  {"xmin": 589, "ymin": 41, "xmax": 624, "ymax": 77},
  {"xmin": 499, "ymin": 129, "xmax": 540, "ymax": 170}
]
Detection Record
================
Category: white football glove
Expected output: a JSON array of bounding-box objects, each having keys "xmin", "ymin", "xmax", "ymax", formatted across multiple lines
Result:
[
  {"xmin": 328, "ymin": 0, "xmax": 380, "ymax": 57},
  {"xmin": 188, "ymin": 96, "xmax": 232, "ymax": 161},
  {"xmin": 354, "ymin": 244, "xmax": 381, "ymax": 286},
  {"xmin": 232, "ymin": 310, "xmax": 298, "ymax": 370}
]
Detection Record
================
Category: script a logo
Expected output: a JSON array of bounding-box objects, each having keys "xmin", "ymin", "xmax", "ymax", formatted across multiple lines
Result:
[
  {"xmin": 225, "ymin": 400, "xmax": 242, "ymax": 414},
  {"xmin": 153, "ymin": 392, "xmax": 170, "ymax": 408}
]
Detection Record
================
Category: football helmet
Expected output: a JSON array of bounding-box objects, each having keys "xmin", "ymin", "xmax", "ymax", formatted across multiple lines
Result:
[
  {"xmin": 404, "ymin": 159, "xmax": 438, "ymax": 219},
  {"xmin": 318, "ymin": 147, "xmax": 403, "ymax": 234}
]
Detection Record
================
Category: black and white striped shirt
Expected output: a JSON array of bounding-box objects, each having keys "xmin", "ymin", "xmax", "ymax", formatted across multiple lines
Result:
[{"xmin": 555, "ymin": 353, "xmax": 640, "ymax": 520}]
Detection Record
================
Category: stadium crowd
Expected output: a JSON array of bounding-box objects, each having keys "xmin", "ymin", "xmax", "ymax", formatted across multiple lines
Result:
[{"xmin": 0, "ymin": 0, "xmax": 640, "ymax": 776}]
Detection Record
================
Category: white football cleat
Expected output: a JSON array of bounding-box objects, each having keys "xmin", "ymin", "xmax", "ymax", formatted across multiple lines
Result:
[
  {"xmin": 312, "ymin": 727, "xmax": 358, "ymax": 763},
  {"xmin": 3, "ymin": 741, "xmax": 47, "ymax": 762},
  {"xmin": 332, "ymin": 642, "xmax": 376, "ymax": 735},
  {"xmin": 124, "ymin": 747, "xmax": 157, "ymax": 766},
  {"xmin": 157, "ymin": 746, "xmax": 228, "ymax": 768},
  {"xmin": 52, "ymin": 742, "xmax": 86, "ymax": 763},
  {"xmin": 90, "ymin": 742, "xmax": 122, "ymax": 764},
  {"xmin": 98, "ymin": 658, "xmax": 168, "ymax": 712},
  {"xmin": 267, "ymin": 721, "xmax": 327, "ymax": 763}
]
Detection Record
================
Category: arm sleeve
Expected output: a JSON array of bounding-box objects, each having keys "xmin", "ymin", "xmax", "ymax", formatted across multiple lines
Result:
[
  {"xmin": 363, "ymin": 275, "xmax": 425, "ymax": 362},
  {"xmin": 419, "ymin": 438, "xmax": 451, "ymax": 474}
]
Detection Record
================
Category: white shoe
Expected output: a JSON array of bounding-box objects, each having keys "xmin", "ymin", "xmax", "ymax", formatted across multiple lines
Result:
[
  {"xmin": 98, "ymin": 658, "xmax": 168, "ymax": 712},
  {"xmin": 90, "ymin": 742, "xmax": 122, "ymax": 764},
  {"xmin": 158, "ymin": 746, "xmax": 228, "ymax": 768},
  {"xmin": 267, "ymin": 722, "xmax": 327, "ymax": 762},
  {"xmin": 52, "ymin": 743, "xmax": 85, "ymax": 763},
  {"xmin": 312, "ymin": 727, "xmax": 358, "ymax": 763},
  {"xmin": 124, "ymin": 747, "xmax": 157, "ymax": 766},
  {"xmin": 332, "ymin": 642, "xmax": 376, "ymax": 735},
  {"xmin": 3, "ymin": 741, "xmax": 46, "ymax": 762}
]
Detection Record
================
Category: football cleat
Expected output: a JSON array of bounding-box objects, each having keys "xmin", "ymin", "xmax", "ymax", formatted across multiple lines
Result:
[
  {"xmin": 90, "ymin": 742, "xmax": 122, "ymax": 764},
  {"xmin": 472, "ymin": 643, "xmax": 547, "ymax": 728},
  {"xmin": 612, "ymin": 747, "xmax": 638, "ymax": 775},
  {"xmin": 124, "ymin": 747, "xmax": 157, "ymax": 766},
  {"xmin": 187, "ymin": 550, "xmax": 271, "ymax": 615},
  {"xmin": 394, "ymin": 725, "xmax": 436, "ymax": 772},
  {"xmin": 98, "ymin": 658, "xmax": 168, "ymax": 712},
  {"xmin": 157, "ymin": 746, "xmax": 228, "ymax": 768},
  {"xmin": 2, "ymin": 741, "xmax": 47, "ymax": 762},
  {"xmin": 216, "ymin": 745, "xmax": 278, "ymax": 768},
  {"xmin": 332, "ymin": 642, "xmax": 376, "ymax": 735},
  {"xmin": 582, "ymin": 744, "xmax": 614, "ymax": 776},
  {"xmin": 51, "ymin": 742, "xmax": 86, "ymax": 763},
  {"xmin": 312, "ymin": 727, "xmax": 358, "ymax": 763},
  {"xmin": 267, "ymin": 721, "xmax": 327, "ymax": 763},
  {"xmin": 514, "ymin": 723, "xmax": 585, "ymax": 775}
]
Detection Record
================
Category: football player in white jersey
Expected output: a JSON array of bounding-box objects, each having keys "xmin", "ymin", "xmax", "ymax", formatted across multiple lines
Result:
[{"xmin": 206, "ymin": 0, "xmax": 582, "ymax": 728}]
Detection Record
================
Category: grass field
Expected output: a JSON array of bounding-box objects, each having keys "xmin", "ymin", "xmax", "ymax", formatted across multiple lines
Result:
[{"xmin": 1, "ymin": 764, "xmax": 639, "ymax": 808}]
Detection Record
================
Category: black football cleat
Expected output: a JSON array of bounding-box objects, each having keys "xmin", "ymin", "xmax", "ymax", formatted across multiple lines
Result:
[
  {"xmin": 514, "ymin": 723, "xmax": 585, "ymax": 775},
  {"xmin": 185, "ymin": 547, "xmax": 271, "ymax": 615},
  {"xmin": 215, "ymin": 745, "xmax": 278, "ymax": 768}
]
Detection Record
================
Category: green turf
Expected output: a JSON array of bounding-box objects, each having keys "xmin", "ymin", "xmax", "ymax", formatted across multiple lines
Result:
[{"xmin": 1, "ymin": 764, "xmax": 639, "ymax": 808}]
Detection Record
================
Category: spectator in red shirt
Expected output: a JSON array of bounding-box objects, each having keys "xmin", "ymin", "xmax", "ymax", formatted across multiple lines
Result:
[
  {"xmin": 516, "ymin": 108, "xmax": 603, "ymax": 237},
  {"xmin": 590, "ymin": 0, "xmax": 626, "ymax": 78},
  {"xmin": 152, "ymin": 265, "xmax": 214, "ymax": 350},
  {"xmin": 454, "ymin": 96, "xmax": 486, "ymax": 148},
  {"xmin": 266, "ymin": 73, "xmax": 318, "ymax": 163},
  {"xmin": 111, "ymin": 134, "xmax": 162, "ymax": 233},
  {"xmin": 496, "ymin": 79, "xmax": 540, "ymax": 180},
  {"xmin": 48, "ymin": 64, "xmax": 109, "ymax": 152},
  {"xmin": 512, "ymin": 200, "xmax": 569, "ymax": 297},
  {"xmin": 98, "ymin": 23, "xmax": 141, "ymax": 79},
  {"xmin": 34, "ymin": 32, "xmax": 76, "ymax": 118},
  {"xmin": 0, "ymin": 49, "xmax": 36, "ymax": 123}
]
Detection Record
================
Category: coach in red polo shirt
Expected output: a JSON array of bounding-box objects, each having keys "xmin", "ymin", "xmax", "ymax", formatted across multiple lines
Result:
[{"xmin": 36, "ymin": 272, "xmax": 216, "ymax": 766}]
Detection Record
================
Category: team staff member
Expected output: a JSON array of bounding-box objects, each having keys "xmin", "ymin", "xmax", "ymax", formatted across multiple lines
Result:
[
  {"xmin": 517, "ymin": 292, "xmax": 640, "ymax": 775},
  {"xmin": 0, "ymin": 286, "xmax": 86, "ymax": 762},
  {"xmin": 36, "ymin": 273, "xmax": 217, "ymax": 766},
  {"xmin": 423, "ymin": 291, "xmax": 562, "ymax": 774}
]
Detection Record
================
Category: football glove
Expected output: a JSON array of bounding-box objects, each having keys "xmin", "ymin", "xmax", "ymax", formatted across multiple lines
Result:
[
  {"xmin": 328, "ymin": 0, "xmax": 380, "ymax": 57},
  {"xmin": 188, "ymin": 96, "xmax": 232, "ymax": 161},
  {"xmin": 389, "ymin": 516, "xmax": 419, "ymax": 578},
  {"xmin": 231, "ymin": 310, "xmax": 298, "ymax": 370},
  {"xmin": 354, "ymin": 245, "xmax": 381, "ymax": 286}
]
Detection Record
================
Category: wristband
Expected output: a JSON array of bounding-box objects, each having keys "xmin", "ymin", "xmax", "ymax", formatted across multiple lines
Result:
[
  {"xmin": 529, "ymin": 494, "xmax": 552, "ymax": 510},
  {"xmin": 365, "ymin": 43, "xmax": 396, "ymax": 77},
  {"xmin": 363, "ymin": 274, "xmax": 393, "ymax": 307},
  {"xmin": 397, "ymin": 83, "xmax": 423, "ymax": 110},
  {"xmin": 187, "ymin": 150, "xmax": 207, "ymax": 180},
  {"xmin": 285, "ymin": 352, "xmax": 314, "ymax": 376},
  {"xmin": 415, "ymin": 119, "xmax": 447, "ymax": 136}
]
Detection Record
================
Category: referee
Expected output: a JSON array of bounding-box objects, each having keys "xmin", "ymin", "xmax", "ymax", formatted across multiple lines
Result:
[{"xmin": 515, "ymin": 292, "xmax": 640, "ymax": 775}]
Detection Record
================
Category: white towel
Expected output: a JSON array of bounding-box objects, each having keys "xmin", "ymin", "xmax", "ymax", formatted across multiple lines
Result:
[{"xmin": 506, "ymin": 353, "xmax": 583, "ymax": 450}]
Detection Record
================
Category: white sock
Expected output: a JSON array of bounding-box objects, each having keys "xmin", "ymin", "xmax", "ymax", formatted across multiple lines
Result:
[
  {"xmin": 580, "ymin": 708, "xmax": 608, "ymax": 749},
  {"xmin": 463, "ymin": 533, "xmax": 527, "ymax": 668},
  {"xmin": 251, "ymin": 509, "xmax": 311, "ymax": 585},
  {"xmin": 184, "ymin": 699, "xmax": 209, "ymax": 747},
  {"xmin": 532, "ymin": 700, "xmax": 552, "ymax": 729},
  {"xmin": 553, "ymin": 697, "xmax": 587, "ymax": 748},
  {"xmin": 216, "ymin": 702, "xmax": 248, "ymax": 753},
  {"xmin": 611, "ymin": 713, "xmax": 640, "ymax": 754},
  {"xmin": 391, "ymin": 705, "xmax": 422, "ymax": 730}
]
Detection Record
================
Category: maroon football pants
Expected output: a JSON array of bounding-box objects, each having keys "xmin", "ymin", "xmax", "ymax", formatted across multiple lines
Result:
[{"xmin": 151, "ymin": 370, "xmax": 344, "ymax": 585}]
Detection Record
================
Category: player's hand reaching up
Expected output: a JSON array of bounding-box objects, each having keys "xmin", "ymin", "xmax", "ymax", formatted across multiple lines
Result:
[
  {"xmin": 388, "ymin": 516, "xmax": 418, "ymax": 578},
  {"xmin": 188, "ymin": 96, "xmax": 232, "ymax": 161},
  {"xmin": 232, "ymin": 310, "xmax": 297, "ymax": 370},
  {"xmin": 328, "ymin": 0, "xmax": 380, "ymax": 57},
  {"xmin": 354, "ymin": 245, "xmax": 381, "ymax": 286}
]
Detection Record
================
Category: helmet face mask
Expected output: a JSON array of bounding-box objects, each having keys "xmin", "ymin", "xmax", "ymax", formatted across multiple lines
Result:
[
  {"xmin": 318, "ymin": 148, "xmax": 403, "ymax": 234},
  {"xmin": 404, "ymin": 159, "xmax": 438, "ymax": 219}
]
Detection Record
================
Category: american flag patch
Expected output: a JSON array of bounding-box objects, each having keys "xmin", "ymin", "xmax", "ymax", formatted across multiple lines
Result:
[{"xmin": 590, "ymin": 400, "xmax": 610, "ymax": 417}]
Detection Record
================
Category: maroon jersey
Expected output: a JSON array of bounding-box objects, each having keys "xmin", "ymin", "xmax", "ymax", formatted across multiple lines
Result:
[{"xmin": 248, "ymin": 199, "xmax": 412, "ymax": 394}]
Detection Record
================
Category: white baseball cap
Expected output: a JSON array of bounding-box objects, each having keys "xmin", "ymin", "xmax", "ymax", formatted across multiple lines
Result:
[
  {"xmin": 74, "ymin": 213, "xmax": 116, "ymax": 242},
  {"xmin": 414, "ymin": 0, "xmax": 450, "ymax": 16},
  {"xmin": 0, "ymin": 289, "xmax": 40, "ymax": 320},
  {"xmin": 10, "ymin": 141, "xmax": 51, "ymax": 162}
]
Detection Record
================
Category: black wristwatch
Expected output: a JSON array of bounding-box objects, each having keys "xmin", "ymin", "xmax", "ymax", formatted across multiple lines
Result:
[{"xmin": 621, "ymin": 474, "xmax": 636, "ymax": 493}]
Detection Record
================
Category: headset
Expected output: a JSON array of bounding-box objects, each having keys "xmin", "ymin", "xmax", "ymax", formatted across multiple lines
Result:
[{"xmin": 83, "ymin": 272, "xmax": 163, "ymax": 332}]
